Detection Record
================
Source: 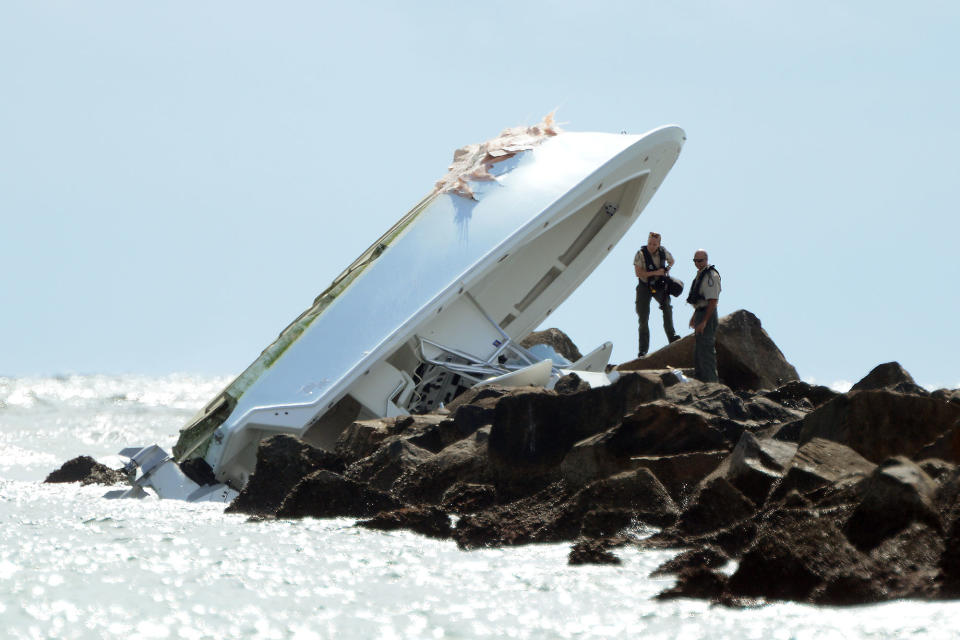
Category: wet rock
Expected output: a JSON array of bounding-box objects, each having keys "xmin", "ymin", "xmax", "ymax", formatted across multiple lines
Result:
[
  {"xmin": 559, "ymin": 402, "xmax": 726, "ymax": 488},
  {"xmin": 227, "ymin": 435, "xmax": 345, "ymax": 516},
  {"xmin": 575, "ymin": 469, "xmax": 678, "ymax": 528},
  {"xmin": 275, "ymin": 470, "xmax": 402, "ymax": 519},
  {"xmin": 844, "ymin": 457, "xmax": 941, "ymax": 550},
  {"xmin": 440, "ymin": 482, "xmax": 497, "ymax": 514},
  {"xmin": 655, "ymin": 567, "xmax": 728, "ymax": 600},
  {"xmin": 676, "ymin": 477, "xmax": 756, "ymax": 536},
  {"xmin": 851, "ymin": 361, "xmax": 927, "ymax": 395},
  {"xmin": 578, "ymin": 508, "xmax": 635, "ymax": 538},
  {"xmin": 520, "ymin": 327, "xmax": 583, "ymax": 362},
  {"xmin": 568, "ymin": 538, "xmax": 623, "ymax": 565},
  {"xmin": 393, "ymin": 427, "xmax": 491, "ymax": 505},
  {"xmin": 336, "ymin": 414, "xmax": 447, "ymax": 463},
  {"xmin": 797, "ymin": 390, "xmax": 960, "ymax": 464},
  {"xmin": 356, "ymin": 506, "xmax": 452, "ymax": 539},
  {"xmin": 554, "ymin": 372, "xmax": 591, "ymax": 395},
  {"xmin": 619, "ymin": 310, "xmax": 800, "ymax": 391},
  {"xmin": 344, "ymin": 439, "xmax": 434, "ymax": 491},
  {"xmin": 761, "ymin": 380, "xmax": 838, "ymax": 410},
  {"xmin": 453, "ymin": 482, "xmax": 583, "ymax": 549},
  {"xmin": 630, "ymin": 451, "xmax": 728, "ymax": 503},
  {"xmin": 938, "ymin": 515, "xmax": 960, "ymax": 597},
  {"xmin": 651, "ymin": 546, "xmax": 729, "ymax": 577},
  {"xmin": 726, "ymin": 509, "xmax": 866, "ymax": 602},
  {"xmin": 488, "ymin": 373, "xmax": 666, "ymax": 488},
  {"xmin": 915, "ymin": 418, "xmax": 960, "ymax": 465},
  {"xmin": 721, "ymin": 432, "xmax": 798, "ymax": 507},
  {"xmin": 768, "ymin": 438, "xmax": 876, "ymax": 503},
  {"xmin": 44, "ymin": 456, "xmax": 126, "ymax": 486}
]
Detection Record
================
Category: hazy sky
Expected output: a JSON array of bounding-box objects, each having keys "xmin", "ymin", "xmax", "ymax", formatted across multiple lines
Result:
[{"xmin": 2, "ymin": 1, "xmax": 958, "ymax": 389}]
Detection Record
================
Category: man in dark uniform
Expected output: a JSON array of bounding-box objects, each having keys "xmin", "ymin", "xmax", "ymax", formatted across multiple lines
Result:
[
  {"xmin": 634, "ymin": 231, "xmax": 680, "ymax": 357},
  {"xmin": 687, "ymin": 249, "xmax": 721, "ymax": 382}
]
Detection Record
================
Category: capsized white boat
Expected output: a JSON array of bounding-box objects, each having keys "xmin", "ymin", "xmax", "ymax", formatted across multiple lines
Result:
[{"xmin": 112, "ymin": 118, "xmax": 685, "ymax": 501}]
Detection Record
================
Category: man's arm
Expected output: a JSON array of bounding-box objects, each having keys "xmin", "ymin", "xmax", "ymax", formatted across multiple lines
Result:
[{"xmin": 695, "ymin": 298, "xmax": 718, "ymax": 334}]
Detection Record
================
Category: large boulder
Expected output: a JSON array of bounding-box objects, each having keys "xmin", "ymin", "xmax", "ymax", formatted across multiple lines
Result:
[
  {"xmin": 844, "ymin": 457, "xmax": 941, "ymax": 550},
  {"xmin": 630, "ymin": 450, "xmax": 728, "ymax": 503},
  {"xmin": 344, "ymin": 439, "xmax": 435, "ymax": 491},
  {"xmin": 275, "ymin": 470, "xmax": 402, "ymax": 519},
  {"xmin": 227, "ymin": 435, "xmax": 345, "ymax": 516},
  {"xmin": 850, "ymin": 361, "xmax": 928, "ymax": 395},
  {"xmin": 453, "ymin": 482, "xmax": 584, "ymax": 549},
  {"xmin": 519, "ymin": 327, "xmax": 582, "ymax": 362},
  {"xmin": 575, "ymin": 468, "xmax": 678, "ymax": 528},
  {"xmin": 487, "ymin": 373, "xmax": 666, "ymax": 489},
  {"xmin": 618, "ymin": 309, "xmax": 799, "ymax": 391},
  {"xmin": 768, "ymin": 438, "xmax": 876, "ymax": 503},
  {"xmin": 45, "ymin": 456, "xmax": 126, "ymax": 486},
  {"xmin": 356, "ymin": 506, "xmax": 452, "ymax": 539},
  {"xmin": 797, "ymin": 390, "xmax": 960, "ymax": 464},
  {"xmin": 393, "ymin": 427, "xmax": 492, "ymax": 505},
  {"xmin": 559, "ymin": 402, "xmax": 728, "ymax": 488},
  {"xmin": 721, "ymin": 432, "xmax": 798, "ymax": 507},
  {"xmin": 675, "ymin": 476, "xmax": 757, "ymax": 536}
]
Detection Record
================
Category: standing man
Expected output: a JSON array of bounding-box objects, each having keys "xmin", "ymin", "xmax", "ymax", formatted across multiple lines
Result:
[
  {"xmin": 634, "ymin": 231, "xmax": 680, "ymax": 357},
  {"xmin": 687, "ymin": 249, "xmax": 721, "ymax": 382}
]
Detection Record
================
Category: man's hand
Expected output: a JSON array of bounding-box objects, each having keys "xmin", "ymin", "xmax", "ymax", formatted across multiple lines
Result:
[{"xmin": 695, "ymin": 321, "xmax": 707, "ymax": 335}]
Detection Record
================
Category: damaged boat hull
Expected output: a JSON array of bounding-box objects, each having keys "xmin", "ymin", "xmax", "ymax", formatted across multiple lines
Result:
[{"xmin": 121, "ymin": 125, "xmax": 685, "ymax": 499}]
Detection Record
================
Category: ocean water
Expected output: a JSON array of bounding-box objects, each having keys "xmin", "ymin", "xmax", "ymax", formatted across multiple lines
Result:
[{"xmin": 1, "ymin": 375, "xmax": 957, "ymax": 639}]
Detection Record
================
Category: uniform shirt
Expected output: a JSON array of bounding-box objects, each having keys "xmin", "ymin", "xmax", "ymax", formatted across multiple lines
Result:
[
  {"xmin": 694, "ymin": 267, "xmax": 721, "ymax": 308},
  {"xmin": 633, "ymin": 247, "xmax": 674, "ymax": 284}
]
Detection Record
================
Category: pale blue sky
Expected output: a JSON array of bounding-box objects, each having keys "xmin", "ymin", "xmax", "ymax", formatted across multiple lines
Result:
[{"xmin": 2, "ymin": 1, "xmax": 957, "ymax": 389}]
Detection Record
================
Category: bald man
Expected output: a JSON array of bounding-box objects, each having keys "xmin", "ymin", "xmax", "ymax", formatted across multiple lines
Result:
[{"xmin": 687, "ymin": 249, "xmax": 721, "ymax": 382}]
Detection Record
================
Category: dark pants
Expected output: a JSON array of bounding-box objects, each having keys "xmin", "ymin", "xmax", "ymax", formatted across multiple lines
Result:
[
  {"xmin": 635, "ymin": 283, "xmax": 676, "ymax": 356},
  {"xmin": 692, "ymin": 306, "xmax": 718, "ymax": 382}
]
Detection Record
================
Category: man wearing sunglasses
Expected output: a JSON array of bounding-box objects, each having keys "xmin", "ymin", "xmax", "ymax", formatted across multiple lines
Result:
[
  {"xmin": 633, "ymin": 231, "xmax": 681, "ymax": 358},
  {"xmin": 687, "ymin": 250, "xmax": 721, "ymax": 382}
]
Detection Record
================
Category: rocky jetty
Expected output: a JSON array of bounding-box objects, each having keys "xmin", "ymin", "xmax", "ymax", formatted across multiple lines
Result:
[{"xmin": 52, "ymin": 309, "xmax": 960, "ymax": 606}]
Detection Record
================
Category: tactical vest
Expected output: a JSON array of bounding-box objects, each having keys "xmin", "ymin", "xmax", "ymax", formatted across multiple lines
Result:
[
  {"xmin": 640, "ymin": 246, "xmax": 668, "ymax": 293},
  {"xmin": 687, "ymin": 265, "xmax": 720, "ymax": 306}
]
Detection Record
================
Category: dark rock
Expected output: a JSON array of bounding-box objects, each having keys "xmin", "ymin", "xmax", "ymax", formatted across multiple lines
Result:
[
  {"xmin": 575, "ymin": 469, "xmax": 678, "ymax": 528},
  {"xmin": 579, "ymin": 508, "xmax": 635, "ymax": 538},
  {"xmin": 554, "ymin": 372, "xmax": 591, "ymax": 395},
  {"xmin": 689, "ymin": 520, "xmax": 760, "ymax": 558},
  {"xmin": 932, "ymin": 388, "xmax": 960, "ymax": 406},
  {"xmin": 722, "ymin": 432, "xmax": 798, "ymax": 507},
  {"xmin": 344, "ymin": 439, "xmax": 434, "ymax": 491},
  {"xmin": 851, "ymin": 361, "xmax": 923, "ymax": 394},
  {"xmin": 440, "ymin": 482, "xmax": 498, "ymax": 513},
  {"xmin": 918, "ymin": 458, "xmax": 956, "ymax": 483},
  {"xmin": 356, "ymin": 506, "xmax": 452, "ymax": 539},
  {"xmin": 453, "ymin": 482, "xmax": 583, "ymax": 549},
  {"xmin": 651, "ymin": 546, "xmax": 729, "ymax": 577},
  {"xmin": 727, "ymin": 509, "xmax": 866, "ymax": 602},
  {"xmin": 520, "ymin": 327, "xmax": 583, "ymax": 362},
  {"xmin": 227, "ymin": 435, "xmax": 345, "ymax": 516},
  {"xmin": 335, "ymin": 414, "xmax": 448, "ymax": 463},
  {"xmin": 915, "ymin": 418, "xmax": 960, "ymax": 465},
  {"xmin": 275, "ymin": 470, "xmax": 402, "ymax": 519},
  {"xmin": 762, "ymin": 380, "xmax": 838, "ymax": 410},
  {"xmin": 844, "ymin": 457, "xmax": 941, "ymax": 550},
  {"xmin": 630, "ymin": 451, "xmax": 728, "ymax": 503},
  {"xmin": 45, "ymin": 456, "xmax": 126, "ymax": 486},
  {"xmin": 798, "ymin": 390, "xmax": 960, "ymax": 464},
  {"xmin": 559, "ymin": 402, "xmax": 726, "ymax": 488},
  {"xmin": 393, "ymin": 427, "xmax": 491, "ymax": 505},
  {"xmin": 676, "ymin": 477, "xmax": 756, "ymax": 536},
  {"xmin": 619, "ymin": 310, "xmax": 800, "ymax": 391},
  {"xmin": 488, "ymin": 373, "xmax": 666, "ymax": 489},
  {"xmin": 656, "ymin": 567, "xmax": 728, "ymax": 600},
  {"xmin": 768, "ymin": 438, "xmax": 876, "ymax": 503},
  {"xmin": 939, "ymin": 515, "xmax": 960, "ymax": 597},
  {"xmin": 568, "ymin": 538, "xmax": 623, "ymax": 565}
]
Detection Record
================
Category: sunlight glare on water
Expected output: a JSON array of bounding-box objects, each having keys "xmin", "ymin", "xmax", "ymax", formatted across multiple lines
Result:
[{"xmin": 0, "ymin": 376, "xmax": 957, "ymax": 639}]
